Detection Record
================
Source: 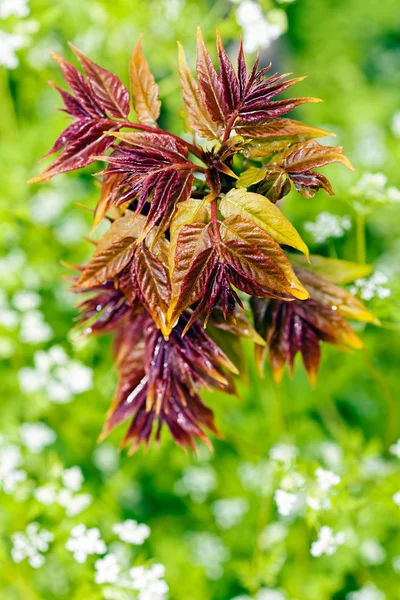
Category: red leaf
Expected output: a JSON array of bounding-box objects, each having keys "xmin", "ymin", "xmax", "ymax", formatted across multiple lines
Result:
[
  {"xmin": 70, "ymin": 44, "xmax": 130, "ymax": 118},
  {"xmin": 196, "ymin": 27, "xmax": 228, "ymax": 123}
]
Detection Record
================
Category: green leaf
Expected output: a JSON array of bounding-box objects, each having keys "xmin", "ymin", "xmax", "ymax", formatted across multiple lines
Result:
[
  {"xmin": 236, "ymin": 166, "xmax": 269, "ymax": 188},
  {"xmin": 220, "ymin": 188, "xmax": 309, "ymax": 259},
  {"xmin": 289, "ymin": 254, "xmax": 373, "ymax": 284}
]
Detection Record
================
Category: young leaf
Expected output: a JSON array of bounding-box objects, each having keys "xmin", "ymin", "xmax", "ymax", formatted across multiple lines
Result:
[
  {"xmin": 78, "ymin": 237, "xmax": 136, "ymax": 288},
  {"xmin": 196, "ymin": 26, "xmax": 228, "ymax": 124},
  {"xmin": 69, "ymin": 44, "xmax": 130, "ymax": 118},
  {"xmin": 216, "ymin": 30, "xmax": 240, "ymax": 112},
  {"xmin": 169, "ymin": 199, "xmax": 210, "ymax": 275},
  {"xmin": 279, "ymin": 141, "xmax": 354, "ymax": 172},
  {"xmin": 220, "ymin": 215, "xmax": 309, "ymax": 300},
  {"xmin": 289, "ymin": 254, "xmax": 373, "ymax": 284},
  {"xmin": 236, "ymin": 166, "xmax": 269, "ymax": 188},
  {"xmin": 235, "ymin": 118, "xmax": 333, "ymax": 140},
  {"xmin": 220, "ymin": 188, "xmax": 309, "ymax": 259},
  {"xmin": 133, "ymin": 243, "xmax": 170, "ymax": 335},
  {"xmin": 178, "ymin": 42, "xmax": 221, "ymax": 140},
  {"xmin": 130, "ymin": 35, "xmax": 161, "ymax": 126}
]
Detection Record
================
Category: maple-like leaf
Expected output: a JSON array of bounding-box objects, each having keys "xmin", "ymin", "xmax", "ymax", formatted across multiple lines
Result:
[{"xmin": 130, "ymin": 35, "xmax": 161, "ymax": 126}]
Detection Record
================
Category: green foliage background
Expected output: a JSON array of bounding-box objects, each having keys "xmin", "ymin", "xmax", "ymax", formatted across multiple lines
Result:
[{"xmin": 1, "ymin": 0, "xmax": 400, "ymax": 598}]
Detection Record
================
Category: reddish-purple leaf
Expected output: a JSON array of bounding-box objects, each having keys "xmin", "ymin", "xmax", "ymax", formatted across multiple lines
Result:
[{"xmin": 70, "ymin": 44, "xmax": 130, "ymax": 118}]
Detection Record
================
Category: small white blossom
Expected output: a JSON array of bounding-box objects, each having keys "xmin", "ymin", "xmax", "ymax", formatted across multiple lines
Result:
[
  {"xmin": 256, "ymin": 590, "xmax": 287, "ymax": 600},
  {"xmin": 274, "ymin": 490, "xmax": 301, "ymax": 517},
  {"xmin": 389, "ymin": 439, "xmax": 400, "ymax": 458},
  {"xmin": 269, "ymin": 443, "xmax": 298, "ymax": 466},
  {"xmin": 0, "ymin": 308, "xmax": 19, "ymax": 328},
  {"xmin": 347, "ymin": 583, "xmax": 386, "ymax": 600},
  {"xmin": 360, "ymin": 539, "xmax": 386, "ymax": 565},
  {"xmin": 62, "ymin": 466, "xmax": 84, "ymax": 492},
  {"xmin": 0, "ymin": 444, "xmax": 27, "ymax": 493},
  {"xmin": 189, "ymin": 532, "xmax": 229, "ymax": 580},
  {"xmin": 18, "ymin": 345, "xmax": 93, "ymax": 403},
  {"xmin": 392, "ymin": 491, "xmax": 400, "ymax": 506},
  {"xmin": 212, "ymin": 498, "xmax": 249, "ymax": 529},
  {"xmin": 310, "ymin": 526, "xmax": 345, "ymax": 557},
  {"xmin": 350, "ymin": 272, "xmax": 391, "ymax": 301},
  {"xmin": 392, "ymin": 555, "xmax": 400, "ymax": 572},
  {"xmin": 93, "ymin": 443, "xmax": 120, "ymax": 473},
  {"xmin": 304, "ymin": 212, "xmax": 351, "ymax": 244},
  {"xmin": 66, "ymin": 524, "xmax": 106, "ymax": 563},
  {"xmin": 129, "ymin": 564, "xmax": 169, "ymax": 599},
  {"xmin": 95, "ymin": 553, "xmax": 121, "ymax": 584},
  {"xmin": 174, "ymin": 466, "xmax": 217, "ymax": 502},
  {"xmin": 11, "ymin": 523, "xmax": 53, "ymax": 568},
  {"xmin": 0, "ymin": 30, "xmax": 25, "ymax": 69},
  {"xmin": 113, "ymin": 520, "xmax": 151, "ymax": 545},
  {"xmin": 351, "ymin": 172, "xmax": 400, "ymax": 207},
  {"xmin": 315, "ymin": 467, "xmax": 341, "ymax": 491},
  {"xmin": 12, "ymin": 291, "xmax": 40, "ymax": 311},
  {"xmin": 0, "ymin": 0, "xmax": 30, "ymax": 19},
  {"xmin": 20, "ymin": 422, "xmax": 56, "ymax": 453},
  {"xmin": 234, "ymin": 1, "xmax": 285, "ymax": 53},
  {"xmin": 19, "ymin": 310, "xmax": 53, "ymax": 344},
  {"xmin": 58, "ymin": 489, "xmax": 92, "ymax": 516},
  {"xmin": 391, "ymin": 110, "xmax": 400, "ymax": 138},
  {"xmin": 34, "ymin": 485, "xmax": 58, "ymax": 505}
]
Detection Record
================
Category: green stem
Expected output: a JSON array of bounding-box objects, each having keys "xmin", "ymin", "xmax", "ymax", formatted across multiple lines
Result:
[{"xmin": 356, "ymin": 212, "xmax": 367, "ymax": 264}]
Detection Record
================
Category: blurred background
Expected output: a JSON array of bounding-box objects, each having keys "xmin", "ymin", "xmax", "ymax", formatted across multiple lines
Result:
[{"xmin": 1, "ymin": 0, "xmax": 400, "ymax": 598}]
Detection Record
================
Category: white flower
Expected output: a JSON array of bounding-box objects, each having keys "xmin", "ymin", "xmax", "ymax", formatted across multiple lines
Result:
[
  {"xmin": 0, "ymin": 0, "xmax": 30, "ymax": 19},
  {"xmin": 20, "ymin": 422, "xmax": 56, "ymax": 453},
  {"xmin": 350, "ymin": 272, "xmax": 391, "ymax": 302},
  {"xmin": 315, "ymin": 467, "xmax": 341, "ymax": 491},
  {"xmin": 351, "ymin": 172, "xmax": 400, "ymax": 206},
  {"xmin": 93, "ymin": 443, "xmax": 120, "ymax": 473},
  {"xmin": 392, "ymin": 491, "xmax": 400, "ymax": 506},
  {"xmin": 34, "ymin": 485, "xmax": 58, "ymax": 505},
  {"xmin": 12, "ymin": 291, "xmax": 40, "ymax": 311},
  {"xmin": 95, "ymin": 553, "xmax": 121, "ymax": 584},
  {"xmin": 19, "ymin": 310, "xmax": 53, "ymax": 344},
  {"xmin": 212, "ymin": 498, "xmax": 249, "ymax": 529},
  {"xmin": 129, "ymin": 564, "xmax": 169, "ymax": 599},
  {"xmin": 62, "ymin": 466, "xmax": 83, "ymax": 492},
  {"xmin": 235, "ymin": 1, "xmax": 284, "ymax": 53},
  {"xmin": 347, "ymin": 583, "xmax": 385, "ymax": 600},
  {"xmin": 269, "ymin": 443, "xmax": 298, "ymax": 466},
  {"xmin": 256, "ymin": 590, "xmax": 287, "ymax": 600},
  {"xmin": 18, "ymin": 345, "xmax": 93, "ymax": 403},
  {"xmin": 304, "ymin": 212, "xmax": 351, "ymax": 244},
  {"xmin": 310, "ymin": 526, "xmax": 345, "ymax": 557},
  {"xmin": 274, "ymin": 489, "xmax": 300, "ymax": 517},
  {"xmin": 0, "ymin": 30, "xmax": 25, "ymax": 69},
  {"xmin": 113, "ymin": 520, "xmax": 151, "ymax": 545},
  {"xmin": 189, "ymin": 533, "xmax": 229, "ymax": 580},
  {"xmin": 391, "ymin": 110, "xmax": 400, "ymax": 138},
  {"xmin": 11, "ymin": 523, "xmax": 53, "ymax": 568},
  {"xmin": 389, "ymin": 439, "xmax": 400, "ymax": 458},
  {"xmin": 66, "ymin": 525, "xmax": 106, "ymax": 563},
  {"xmin": 174, "ymin": 466, "xmax": 217, "ymax": 502},
  {"xmin": 360, "ymin": 539, "xmax": 386, "ymax": 565},
  {"xmin": 0, "ymin": 444, "xmax": 27, "ymax": 493},
  {"xmin": 58, "ymin": 489, "xmax": 92, "ymax": 516},
  {"xmin": 0, "ymin": 308, "xmax": 19, "ymax": 328}
]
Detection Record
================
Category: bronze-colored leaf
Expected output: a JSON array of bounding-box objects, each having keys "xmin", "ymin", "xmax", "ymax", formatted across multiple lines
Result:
[
  {"xmin": 220, "ymin": 215, "xmax": 309, "ymax": 300},
  {"xmin": 78, "ymin": 237, "xmax": 136, "ymax": 288},
  {"xmin": 196, "ymin": 27, "xmax": 228, "ymax": 124},
  {"xmin": 134, "ymin": 243, "xmax": 170, "ymax": 335},
  {"xmin": 168, "ymin": 199, "xmax": 210, "ymax": 275},
  {"xmin": 130, "ymin": 35, "xmax": 161, "ymax": 126},
  {"xmin": 178, "ymin": 42, "xmax": 222, "ymax": 140},
  {"xmin": 235, "ymin": 118, "xmax": 333, "ymax": 140}
]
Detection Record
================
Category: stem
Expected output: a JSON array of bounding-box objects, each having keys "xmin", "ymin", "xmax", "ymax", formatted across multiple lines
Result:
[
  {"xmin": 122, "ymin": 121, "xmax": 204, "ymax": 161},
  {"xmin": 356, "ymin": 212, "xmax": 367, "ymax": 264},
  {"xmin": 211, "ymin": 199, "xmax": 221, "ymax": 245},
  {"xmin": 221, "ymin": 110, "xmax": 239, "ymax": 144}
]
